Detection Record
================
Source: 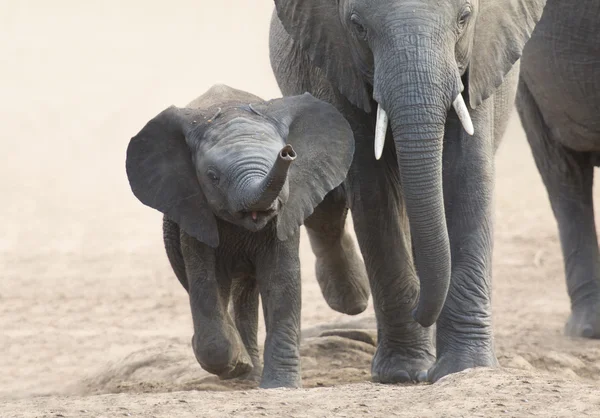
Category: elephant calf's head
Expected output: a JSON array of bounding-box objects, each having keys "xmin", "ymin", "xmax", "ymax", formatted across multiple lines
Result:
[
  {"xmin": 126, "ymin": 84, "xmax": 355, "ymax": 247},
  {"xmin": 191, "ymin": 110, "xmax": 299, "ymax": 233}
]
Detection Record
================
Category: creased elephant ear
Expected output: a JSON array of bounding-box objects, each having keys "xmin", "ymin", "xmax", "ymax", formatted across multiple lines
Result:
[
  {"xmin": 258, "ymin": 93, "xmax": 354, "ymax": 241},
  {"xmin": 125, "ymin": 106, "xmax": 219, "ymax": 247},
  {"xmin": 469, "ymin": 0, "xmax": 546, "ymax": 108},
  {"xmin": 273, "ymin": 1, "xmax": 371, "ymax": 112}
]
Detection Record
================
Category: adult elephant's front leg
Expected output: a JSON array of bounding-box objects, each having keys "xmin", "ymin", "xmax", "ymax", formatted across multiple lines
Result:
[
  {"xmin": 347, "ymin": 131, "xmax": 434, "ymax": 383},
  {"xmin": 424, "ymin": 103, "xmax": 499, "ymax": 383}
]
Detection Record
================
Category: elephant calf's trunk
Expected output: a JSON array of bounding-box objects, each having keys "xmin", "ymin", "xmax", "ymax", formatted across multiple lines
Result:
[{"xmin": 246, "ymin": 144, "xmax": 296, "ymax": 210}]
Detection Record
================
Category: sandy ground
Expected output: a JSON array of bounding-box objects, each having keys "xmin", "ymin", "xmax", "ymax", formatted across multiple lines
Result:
[{"xmin": 2, "ymin": 1, "xmax": 600, "ymax": 417}]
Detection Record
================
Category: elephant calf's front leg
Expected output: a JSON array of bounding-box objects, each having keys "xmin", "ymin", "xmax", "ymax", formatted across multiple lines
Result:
[
  {"xmin": 256, "ymin": 237, "xmax": 302, "ymax": 389},
  {"xmin": 180, "ymin": 233, "xmax": 253, "ymax": 379}
]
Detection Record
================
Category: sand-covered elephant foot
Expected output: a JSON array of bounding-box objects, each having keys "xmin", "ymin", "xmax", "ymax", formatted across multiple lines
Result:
[
  {"xmin": 371, "ymin": 339, "xmax": 435, "ymax": 383},
  {"xmin": 565, "ymin": 303, "xmax": 600, "ymax": 339},
  {"xmin": 419, "ymin": 341, "xmax": 498, "ymax": 383},
  {"xmin": 191, "ymin": 327, "xmax": 253, "ymax": 380},
  {"xmin": 315, "ymin": 233, "xmax": 370, "ymax": 315},
  {"xmin": 232, "ymin": 349, "xmax": 263, "ymax": 383},
  {"xmin": 259, "ymin": 348, "xmax": 302, "ymax": 389},
  {"xmin": 259, "ymin": 371, "xmax": 302, "ymax": 389},
  {"xmin": 236, "ymin": 363, "xmax": 263, "ymax": 383}
]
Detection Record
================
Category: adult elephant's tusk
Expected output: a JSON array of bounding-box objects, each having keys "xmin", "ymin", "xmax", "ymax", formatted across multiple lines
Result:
[
  {"xmin": 452, "ymin": 94, "xmax": 474, "ymax": 136},
  {"xmin": 374, "ymin": 104, "xmax": 388, "ymax": 160}
]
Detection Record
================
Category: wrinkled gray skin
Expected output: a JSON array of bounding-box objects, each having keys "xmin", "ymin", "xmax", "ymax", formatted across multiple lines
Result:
[
  {"xmin": 517, "ymin": 0, "xmax": 600, "ymax": 339},
  {"xmin": 125, "ymin": 85, "xmax": 361, "ymax": 388},
  {"xmin": 269, "ymin": 0, "xmax": 546, "ymax": 382}
]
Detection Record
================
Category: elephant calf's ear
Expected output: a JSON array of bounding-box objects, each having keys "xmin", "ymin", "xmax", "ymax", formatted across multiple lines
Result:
[
  {"xmin": 259, "ymin": 94, "xmax": 355, "ymax": 241},
  {"xmin": 126, "ymin": 106, "xmax": 219, "ymax": 247}
]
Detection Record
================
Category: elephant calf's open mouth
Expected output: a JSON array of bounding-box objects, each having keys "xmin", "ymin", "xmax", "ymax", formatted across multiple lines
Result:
[{"xmin": 242, "ymin": 209, "xmax": 277, "ymax": 222}]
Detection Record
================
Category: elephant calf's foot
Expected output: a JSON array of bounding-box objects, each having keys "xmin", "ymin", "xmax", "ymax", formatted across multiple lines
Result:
[
  {"xmin": 217, "ymin": 359, "xmax": 254, "ymax": 380},
  {"xmin": 236, "ymin": 360, "xmax": 263, "ymax": 383},
  {"xmin": 565, "ymin": 304, "xmax": 600, "ymax": 339},
  {"xmin": 192, "ymin": 332, "xmax": 253, "ymax": 380},
  {"xmin": 419, "ymin": 340, "xmax": 498, "ymax": 383},
  {"xmin": 315, "ymin": 235, "xmax": 370, "ymax": 315},
  {"xmin": 371, "ymin": 339, "xmax": 435, "ymax": 383},
  {"xmin": 259, "ymin": 370, "xmax": 302, "ymax": 389}
]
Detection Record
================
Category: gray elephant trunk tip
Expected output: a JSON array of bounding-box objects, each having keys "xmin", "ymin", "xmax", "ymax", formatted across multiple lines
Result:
[
  {"xmin": 244, "ymin": 144, "xmax": 297, "ymax": 212},
  {"xmin": 280, "ymin": 143, "xmax": 297, "ymax": 161}
]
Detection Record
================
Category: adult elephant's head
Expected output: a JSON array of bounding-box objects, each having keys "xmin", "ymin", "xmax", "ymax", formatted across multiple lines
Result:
[{"xmin": 274, "ymin": 0, "xmax": 546, "ymax": 327}]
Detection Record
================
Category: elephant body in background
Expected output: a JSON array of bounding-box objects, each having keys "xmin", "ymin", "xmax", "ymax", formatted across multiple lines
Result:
[
  {"xmin": 517, "ymin": 0, "xmax": 600, "ymax": 338},
  {"xmin": 269, "ymin": 0, "xmax": 546, "ymax": 382},
  {"xmin": 126, "ymin": 85, "xmax": 368, "ymax": 388}
]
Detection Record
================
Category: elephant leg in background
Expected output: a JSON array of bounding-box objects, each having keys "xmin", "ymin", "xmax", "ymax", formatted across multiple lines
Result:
[
  {"xmin": 255, "ymin": 235, "xmax": 302, "ymax": 389},
  {"xmin": 231, "ymin": 278, "xmax": 262, "ymax": 380},
  {"xmin": 517, "ymin": 79, "xmax": 600, "ymax": 339},
  {"xmin": 231, "ymin": 277, "xmax": 262, "ymax": 381},
  {"xmin": 347, "ymin": 128, "xmax": 435, "ymax": 383},
  {"xmin": 425, "ymin": 101, "xmax": 499, "ymax": 383},
  {"xmin": 180, "ymin": 233, "xmax": 253, "ymax": 379},
  {"xmin": 304, "ymin": 186, "xmax": 370, "ymax": 315},
  {"xmin": 162, "ymin": 216, "xmax": 188, "ymax": 292}
]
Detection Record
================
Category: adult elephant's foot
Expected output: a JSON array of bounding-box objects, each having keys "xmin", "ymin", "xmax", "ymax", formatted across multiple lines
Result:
[
  {"xmin": 315, "ymin": 233, "xmax": 370, "ymax": 315},
  {"xmin": 565, "ymin": 303, "xmax": 600, "ymax": 338},
  {"xmin": 371, "ymin": 337, "xmax": 435, "ymax": 383},
  {"xmin": 418, "ymin": 339, "xmax": 498, "ymax": 383}
]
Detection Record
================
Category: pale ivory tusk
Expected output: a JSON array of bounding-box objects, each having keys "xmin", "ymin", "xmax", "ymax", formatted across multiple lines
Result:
[
  {"xmin": 374, "ymin": 104, "xmax": 389, "ymax": 160},
  {"xmin": 452, "ymin": 94, "xmax": 474, "ymax": 135}
]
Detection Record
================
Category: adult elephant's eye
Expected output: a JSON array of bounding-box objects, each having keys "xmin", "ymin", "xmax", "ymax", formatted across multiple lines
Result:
[
  {"xmin": 206, "ymin": 169, "xmax": 220, "ymax": 184},
  {"xmin": 457, "ymin": 5, "xmax": 472, "ymax": 31},
  {"xmin": 350, "ymin": 13, "xmax": 368, "ymax": 41}
]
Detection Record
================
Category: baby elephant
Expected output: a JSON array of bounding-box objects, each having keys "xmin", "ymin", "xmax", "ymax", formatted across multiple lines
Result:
[{"xmin": 126, "ymin": 85, "xmax": 355, "ymax": 388}]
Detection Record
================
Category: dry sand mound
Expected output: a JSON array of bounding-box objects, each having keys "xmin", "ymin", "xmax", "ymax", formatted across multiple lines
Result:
[
  {"xmin": 2, "ymin": 368, "xmax": 600, "ymax": 418},
  {"xmin": 69, "ymin": 331, "xmax": 376, "ymax": 396}
]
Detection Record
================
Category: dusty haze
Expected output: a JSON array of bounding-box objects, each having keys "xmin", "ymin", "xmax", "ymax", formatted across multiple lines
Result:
[{"xmin": 2, "ymin": 1, "xmax": 600, "ymax": 417}]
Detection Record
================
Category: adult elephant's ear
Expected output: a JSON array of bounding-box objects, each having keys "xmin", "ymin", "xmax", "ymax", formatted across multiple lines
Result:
[
  {"xmin": 273, "ymin": 1, "xmax": 371, "ymax": 112},
  {"xmin": 469, "ymin": 0, "xmax": 546, "ymax": 108},
  {"xmin": 126, "ymin": 106, "xmax": 219, "ymax": 247},
  {"xmin": 258, "ymin": 93, "xmax": 355, "ymax": 241}
]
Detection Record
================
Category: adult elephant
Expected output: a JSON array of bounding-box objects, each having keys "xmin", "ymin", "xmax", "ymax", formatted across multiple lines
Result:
[
  {"xmin": 269, "ymin": 0, "xmax": 546, "ymax": 383},
  {"xmin": 517, "ymin": 0, "xmax": 600, "ymax": 338}
]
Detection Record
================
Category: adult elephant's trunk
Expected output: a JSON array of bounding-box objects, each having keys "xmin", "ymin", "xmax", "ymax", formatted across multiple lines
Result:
[
  {"xmin": 243, "ymin": 144, "xmax": 297, "ymax": 211},
  {"xmin": 373, "ymin": 35, "xmax": 472, "ymax": 328}
]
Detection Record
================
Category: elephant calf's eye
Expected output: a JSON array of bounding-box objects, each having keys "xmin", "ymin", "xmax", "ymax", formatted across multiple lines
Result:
[{"xmin": 206, "ymin": 169, "xmax": 220, "ymax": 184}]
